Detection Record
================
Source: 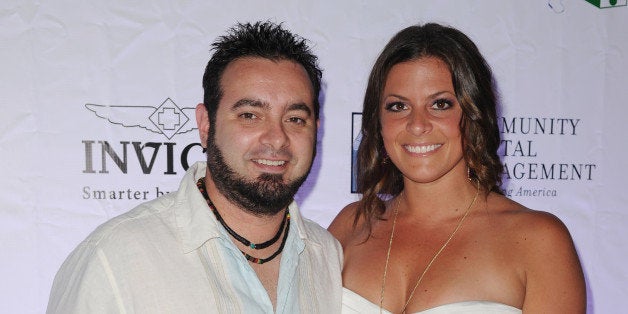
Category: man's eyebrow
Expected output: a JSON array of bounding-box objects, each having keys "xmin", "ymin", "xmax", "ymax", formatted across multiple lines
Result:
[
  {"xmin": 286, "ymin": 102, "xmax": 312, "ymax": 117},
  {"xmin": 231, "ymin": 99, "xmax": 269, "ymax": 111},
  {"xmin": 231, "ymin": 99, "xmax": 312, "ymax": 117}
]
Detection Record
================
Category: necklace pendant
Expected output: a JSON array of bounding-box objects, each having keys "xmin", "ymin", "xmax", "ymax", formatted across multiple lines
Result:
[{"xmin": 196, "ymin": 177, "xmax": 291, "ymax": 265}]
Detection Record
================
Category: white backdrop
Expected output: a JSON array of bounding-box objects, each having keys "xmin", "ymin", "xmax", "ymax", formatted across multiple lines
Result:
[{"xmin": 1, "ymin": 0, "xmax": 626, "ymax": 313}]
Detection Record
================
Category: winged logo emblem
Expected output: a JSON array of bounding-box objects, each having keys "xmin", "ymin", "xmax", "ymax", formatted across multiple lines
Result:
[{"xmin": 85, "ymin": 98, "xmax": 197, "ymax": 139}]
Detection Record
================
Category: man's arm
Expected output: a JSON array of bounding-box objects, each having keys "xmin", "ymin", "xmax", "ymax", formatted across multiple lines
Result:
[{"xmin": 47, "ymin": 244, "xmax": 123, "ymax": 314}]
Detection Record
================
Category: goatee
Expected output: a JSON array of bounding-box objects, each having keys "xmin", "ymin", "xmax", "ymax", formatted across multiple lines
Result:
[{"xmin": 205, "ymin": 129, "xmax": 311, "ymax": 216}]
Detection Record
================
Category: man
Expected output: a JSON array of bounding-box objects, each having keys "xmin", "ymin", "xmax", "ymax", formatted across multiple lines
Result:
[{"xmin": 47, "ymin": 21, "xmax": 342, "ymax": 313}]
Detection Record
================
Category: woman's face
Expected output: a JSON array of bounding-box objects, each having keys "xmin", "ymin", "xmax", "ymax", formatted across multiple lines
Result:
[{"xmin": 379, "ymin": 57, "xmax": 465, "ymax": 185}]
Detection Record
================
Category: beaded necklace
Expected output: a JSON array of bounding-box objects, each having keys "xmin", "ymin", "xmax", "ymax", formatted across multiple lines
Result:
[{"xmin": 196, "ymin": 177, "xmax": 290, "ymax": 264}]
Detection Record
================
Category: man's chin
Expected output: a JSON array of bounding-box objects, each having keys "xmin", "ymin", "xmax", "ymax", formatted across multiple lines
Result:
[
  {"xmin": 255, "ymin": 176, "xmax": 290, "ymax": 194},
  {"xmin": 257, "ymin": 172, "xmax": 284, "ymax": 182}
]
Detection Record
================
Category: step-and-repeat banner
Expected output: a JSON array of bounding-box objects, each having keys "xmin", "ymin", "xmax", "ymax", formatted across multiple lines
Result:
[{"xmin": 1, "ymin": 1, "xmax": 625, "ymax": 312}]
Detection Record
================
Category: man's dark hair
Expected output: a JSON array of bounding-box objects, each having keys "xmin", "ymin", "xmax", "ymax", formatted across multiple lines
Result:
[{"xmin": 202, "ymin": 21, "xmax": 322, "ymax": 125}]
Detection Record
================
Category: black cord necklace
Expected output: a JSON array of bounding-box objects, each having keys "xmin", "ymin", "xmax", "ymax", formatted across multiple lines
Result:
[{"xmin": 196, "ymin": 177, "xmax": 290, "ymax": 264}]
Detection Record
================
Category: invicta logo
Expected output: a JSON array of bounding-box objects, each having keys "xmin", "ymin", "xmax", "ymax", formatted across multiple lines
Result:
[
  {"xmin": 83, "ymin": 98, "xmax": 203, "ymax": 175},
  {"xmin": 85, "ymin": 98, "xmax": 197, "ymax": 139},
  {"xmin": 585, "ymin": 0, "xmax": 627, "ymax": 8}
]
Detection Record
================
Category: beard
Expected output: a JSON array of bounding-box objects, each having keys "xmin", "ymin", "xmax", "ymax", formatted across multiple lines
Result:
[{"xmin": 205, "ymin": 128, "xmax": 313, "ymax": 216}]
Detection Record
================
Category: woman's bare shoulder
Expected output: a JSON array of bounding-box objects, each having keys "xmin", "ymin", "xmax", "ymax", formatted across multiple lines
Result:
[
  {"xmin": 328, "ymin": 202, "xmax": 362, "ymax": 246},
  {"xmin": 476, "ymin": 193, "xmax": 585, "ymax": 311},
  {"xmin": 487, "ymin": 193, "xmax": 581, "ymax": 269},
  {"xmin": 489, "ymin": 193, "xmax": 572, "ymax": 239},
  {"xmin": 488, "ymin": 195, "xmax": 585, "ymax": 310}
]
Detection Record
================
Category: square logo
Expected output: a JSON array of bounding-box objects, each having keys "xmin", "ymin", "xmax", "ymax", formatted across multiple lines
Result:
[{"xmin": 585, "ymin": 0, "xmax": 627, "ymax": 8}]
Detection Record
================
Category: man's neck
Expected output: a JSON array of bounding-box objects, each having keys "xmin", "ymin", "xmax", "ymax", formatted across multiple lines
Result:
[
  {"xmin": 201, "ymin": 175, "xmax": 287, "ymax": 310},
  {"xmin": 202, "ymin": 175, "xmax": 287, "ymax": 243}
]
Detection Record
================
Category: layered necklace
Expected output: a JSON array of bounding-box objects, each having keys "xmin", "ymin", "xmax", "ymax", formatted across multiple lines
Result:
[
  {"xmin": 379, "ymin": 183, "xmax": 480, "ymax": 314},
  {"xmin": 196, "ymin": 177, "xmax": 290, "ymax": 264}
]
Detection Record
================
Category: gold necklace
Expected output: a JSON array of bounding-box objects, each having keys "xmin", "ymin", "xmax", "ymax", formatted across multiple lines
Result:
[{"xmin": 379, "ymin": 183, "xmax": 480, "ymax": 314}]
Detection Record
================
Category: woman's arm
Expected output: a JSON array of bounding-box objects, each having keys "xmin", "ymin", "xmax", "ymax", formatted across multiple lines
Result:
[{"xmin": 520, "ymin": 211, "xmax": 586, "ymax": 313}]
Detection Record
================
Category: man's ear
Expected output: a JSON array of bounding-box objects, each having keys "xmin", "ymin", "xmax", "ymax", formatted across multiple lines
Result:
[{"xmin": 196, "ymin": 103, "xmax": 210, "ymax": 148}]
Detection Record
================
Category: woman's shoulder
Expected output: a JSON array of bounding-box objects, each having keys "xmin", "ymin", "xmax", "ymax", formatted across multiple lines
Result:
[
  {"xmin": 328, "ymin": 201, "xmax": 363, "ymax": 246},
  {"xmin": 486, "ymin": 193, "xmax": 576, "ymax": 254},
  {"xmin": 486, "ymin": 195, "xmax": 585, "ymax": 310}
]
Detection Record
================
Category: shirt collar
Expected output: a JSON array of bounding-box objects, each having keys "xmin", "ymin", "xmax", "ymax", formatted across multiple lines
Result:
[
  {"xmin": 174, "ymin": 161, "xmax": 315, "ymax": 254},
  {"xmin": 173, "ymin": 162, "xmax": 222, "ymax": 253}
]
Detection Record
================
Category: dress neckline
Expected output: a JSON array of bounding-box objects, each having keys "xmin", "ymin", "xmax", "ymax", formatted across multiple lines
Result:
[{"xmin": 342, "ymin": 287, "xmax": 522, "ymax": 313}]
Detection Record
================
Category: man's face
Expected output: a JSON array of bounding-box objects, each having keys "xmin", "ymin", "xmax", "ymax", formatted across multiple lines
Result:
[{"xmin": 198, "ymin": 57, "xmax": 318, "ymax": 216}]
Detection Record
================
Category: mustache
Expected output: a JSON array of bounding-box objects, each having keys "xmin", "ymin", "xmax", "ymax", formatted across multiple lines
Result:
[{"xmin": 248, "ymin": 146, "xmax": 293, "ymax": 160}]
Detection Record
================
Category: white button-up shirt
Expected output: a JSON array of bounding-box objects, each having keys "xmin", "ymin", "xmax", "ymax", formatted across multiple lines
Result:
[{"xmin": 47, "ymin": 162, "xmax": 343, "ymax": 314}]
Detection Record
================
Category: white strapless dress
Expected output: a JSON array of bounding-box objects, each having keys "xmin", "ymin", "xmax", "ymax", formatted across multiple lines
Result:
[{"xmin": 342, "ymin": 288, "xmax": 522, "ymax": 314}]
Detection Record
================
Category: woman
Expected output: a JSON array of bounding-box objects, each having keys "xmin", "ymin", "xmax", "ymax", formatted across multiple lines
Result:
[{"xmin": 329, "ymin": 23, "xmax": 585, "ymax": 313}]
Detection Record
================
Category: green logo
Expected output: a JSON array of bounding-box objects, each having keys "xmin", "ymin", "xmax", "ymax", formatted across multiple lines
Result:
[{"xmin": 585, "ymin": 0, "xmax": 627, "ymax": 8}]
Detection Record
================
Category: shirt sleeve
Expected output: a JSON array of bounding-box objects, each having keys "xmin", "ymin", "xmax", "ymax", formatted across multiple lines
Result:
[{"xmin": 47, "ymin": 243, "xmax": 125, "ymax": 314}]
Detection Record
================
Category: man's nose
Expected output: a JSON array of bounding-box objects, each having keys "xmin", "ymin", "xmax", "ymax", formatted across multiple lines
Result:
[{"xmin": 260, "ymin": 121, "xmax": 289, "ymax": 150}]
